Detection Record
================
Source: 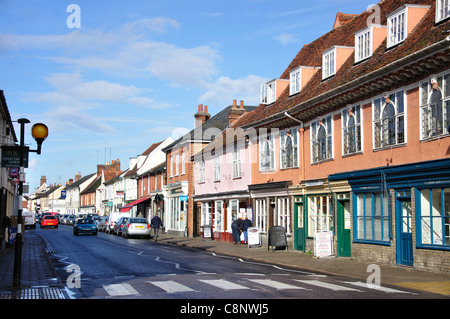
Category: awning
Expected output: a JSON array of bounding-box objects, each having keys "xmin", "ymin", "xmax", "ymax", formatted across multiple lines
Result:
[{"xmin": 120, "ymin": 197, "xmax": 151, "ymax": 212}]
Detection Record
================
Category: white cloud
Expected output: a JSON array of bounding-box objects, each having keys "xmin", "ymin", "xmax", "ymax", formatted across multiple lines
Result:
[
  {"xmin": 273, "ymin": 33, "xmax": 300, "ymax": 46},
  {"xmin": 199, "ymin": 75, "xmax": 268, "ymax": 106}
]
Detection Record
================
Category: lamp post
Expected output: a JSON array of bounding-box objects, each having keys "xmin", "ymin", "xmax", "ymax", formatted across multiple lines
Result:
[{"xmin": 13, "ymin": 119, "xmax": 48, "ymax": 287}]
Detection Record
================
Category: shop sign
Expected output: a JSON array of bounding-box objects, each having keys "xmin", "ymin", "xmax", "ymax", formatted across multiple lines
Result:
[
  {"xmin": 180, "ymin": 195, "xmax": 189, "ymax": 202},
  {"xmin": 247, "ymin": 227, "xmax": 261, "ymax": 248},
  {"xmin": 1, "ymin": 145, "xmax": 29, "ymax": 168},
  {"xmin": 314, "ymin": 231, "xmax": 333, "ymax": 258}
]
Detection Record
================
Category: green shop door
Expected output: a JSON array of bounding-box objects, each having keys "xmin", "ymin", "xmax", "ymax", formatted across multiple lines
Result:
[
  {"xmin": 294, "ymin": 197, "xmax": 305, "ymax": 252},
  {"xmin": 337, "ymin": 199, "xmax": 351, "ymax": 257}
]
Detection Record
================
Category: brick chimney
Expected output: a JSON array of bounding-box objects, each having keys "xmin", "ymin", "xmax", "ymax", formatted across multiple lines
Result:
[
  {"xmin": 98, "ymin": 159, "xmax": 122, "ymax": 181},
  {"xmin": 40, "ymin": 176, "xmax": 47, "ymax": 186},
  {"xmin": 75, "ymin": 172, "xmax": 81, "ymax": 182},
  {"xmin": 194, "ymin": 104, "xmax": 211, "ymax": 128},
  {"xmin": 228, "ymin": 99, "xmax": 247, "ymax": 125}
]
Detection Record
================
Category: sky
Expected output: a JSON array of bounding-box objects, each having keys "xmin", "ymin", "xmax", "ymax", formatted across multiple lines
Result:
[{"xmin": 0, "ymin": 0, "xmax": 376, "ymax": 192}]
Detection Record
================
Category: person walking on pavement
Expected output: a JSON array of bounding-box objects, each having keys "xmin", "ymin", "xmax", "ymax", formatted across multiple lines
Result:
[
  {"xmin": 241, "ymin": 215, "xmax": 253, "ymax": 244},
  {"xmin": 150, "ymin": 213, "xmax": 162, "ymax": 242},
  {"xmin": 231, "ymin": 217, "xmax": 243, "ymax": 244}
]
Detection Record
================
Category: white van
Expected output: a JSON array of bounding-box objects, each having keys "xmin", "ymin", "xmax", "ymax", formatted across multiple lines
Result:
[
  {"xmin": 106, "ymin": 212, "xmax": 130, "ymax": 234},
  {"xmin": 23, "ymin": 210, "xmax": 36, "ymax": 229}
]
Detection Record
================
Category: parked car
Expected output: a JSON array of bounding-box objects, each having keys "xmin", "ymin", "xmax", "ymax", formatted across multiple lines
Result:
[
  {"xmin": 122, "ymin": 218, "xmax": 151, "ymax": 238},
  {"xmin": 113, "ymin": 216, "xmax": 130, "ymax": 236},
  {"xmin": 39, "ymin": 212, "xmax": 51, "ymax": 224},
  {"xmin": 73, "ymin": 218, "xmax": 98, "ymax": 236},
  {"xmin": 60, "ymin": 214, "xmax": 69, "ymax": 225},
  {"xmin": 106, "ymin": 212, "xmax": 130, "ymax": 234},
  {"xmin": 41, "ymin": 215, "xmax": 58, "ymax": 229},
  {"xmin": 23, "ymin": 210, "xmax": 36, "ymax": 229},
  {"xmin": 66, "ymin": 215, "xmax": 75, "ymax": 225},
  {"xmin": 97, "ymin": 216, "xmax": 109, "ymax": 232}
]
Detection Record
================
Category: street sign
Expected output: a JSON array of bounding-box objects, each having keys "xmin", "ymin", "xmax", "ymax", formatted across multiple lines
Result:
[{"xmin": 1, "ymin": 145, "xmax": 29, "ymax": 168}]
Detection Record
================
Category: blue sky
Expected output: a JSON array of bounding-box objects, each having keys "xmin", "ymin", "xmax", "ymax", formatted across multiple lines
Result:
[{"xmin": 0, "ymin": 0, "xmax": 376, "ymax": 192}]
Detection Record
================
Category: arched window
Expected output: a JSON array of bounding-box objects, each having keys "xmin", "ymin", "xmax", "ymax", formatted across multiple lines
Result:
[
  {"xmin": 311, "ymin": 115, "xmax": 333, "ymax": 163},
  {"xmin": 342, "ymin": 105, "xmax": 362, "ymax": 155},
  {"xmin": 373, "ymin": 91, "xmax": 405, "ymax": 149},
  {"xmin": 420, "ymin": 74, "xmax": 449, "ymax": 140}
]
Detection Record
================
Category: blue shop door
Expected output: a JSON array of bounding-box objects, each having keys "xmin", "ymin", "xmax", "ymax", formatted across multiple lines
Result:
[{"xmin": 396, "ymin": 194, "xmax": 413, "ymax": 266}]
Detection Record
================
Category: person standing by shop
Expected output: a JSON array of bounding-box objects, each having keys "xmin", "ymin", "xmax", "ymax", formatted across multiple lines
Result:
[
  {"xmin": 231, "ymin": 217, "xmax": 243, "ymax": 244},
  {"xmin": 150, "ymin": 213, "xmax": 162, "ymax": 242},
  {"xmin": 241, "ymin": 216, "xmax": 253, "ymax": 244}
]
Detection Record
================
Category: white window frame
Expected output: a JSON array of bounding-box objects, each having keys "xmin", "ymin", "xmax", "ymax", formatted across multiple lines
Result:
[
  {"xmin": 420, "ymin": 72, "xmax": 450, "ymax": 140},
  {"xmin": 214, "ymin": 155, "xmax": 221, "ymax": 182},
  {"xmin": 355, "ymin": 27, "xmax": 372, "ymax": 63},
  {"xmin": 436, "ymin": 0, "xmax": 450, "ymax": 23},
  {"xmin": 198, "ymin": 159, "xmax": 205, "ymax": 183},
  {"xmin": 201, "ymin": 202, "xmax": 211, "ymax": 226},
  {"xmin": 259, "ymin": 132, "xmax": 275, "ymax": 172},
  {"xmin": 322, "ymin": 47, "xmax": 336, "ymax": 80},
  {"xmin": 311, "ymin": 114, "xmax": 333, "ymax": 163},
  {"xmin": 261, "ymin": 80, "xmax": 276, "ymax": 104},
  {"xmin": 232, "ymin": 145, "xmax": 241, "ymax": 178},
  {"xmin": 373, "ymin": 90, "xmax": 406, "ymax": 149},
  {"xmin": 280, "ymin": 127, "xmax": 299, "ymax": 169},
  {"xmin": 214, "ymin": 200, "xmax": 224, "ymax": 232},
  {"xmin": 342, "ymin": 105, "xmax": 362, "ymax": 156},
  {"xmin": 307, "ymin": 195, "xmax": 333, "ymax": 237},
  {"xmin": 277, "ymin": 197, "xmax": 291, "ymax": 235},
  {"xmin": 387, "ymin": 7, "xmax": 406, "ymax": 48},
  {"xmin": 255, "ymin": 199, "xmax": 267, "ymax": 234},
  {"xmin": 290, "ymin": 67, "xmax": 301, "ymax": 95},
  {"xmin": 181, "ymin": 150, "xmax": 185, "ymax": 175},
  {"xmin": 175, "ymin": 153, "xmax": 179, "ymax": 176}
]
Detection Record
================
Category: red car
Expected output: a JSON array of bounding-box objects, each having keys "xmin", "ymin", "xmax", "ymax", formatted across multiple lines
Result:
[{"xmin": 41, "ymin": 215, "xmax": 58, "ymax": 229}]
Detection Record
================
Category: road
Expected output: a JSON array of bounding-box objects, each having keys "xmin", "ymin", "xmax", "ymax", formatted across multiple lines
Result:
[{"xmin": 34, "ymin": 224, "xmax": 437, "ymax": 301}]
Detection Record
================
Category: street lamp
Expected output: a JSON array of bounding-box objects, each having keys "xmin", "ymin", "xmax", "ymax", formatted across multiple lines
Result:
[{"xmin": 13, "ymin": 119, "xmax": 48, "ymax": 287}]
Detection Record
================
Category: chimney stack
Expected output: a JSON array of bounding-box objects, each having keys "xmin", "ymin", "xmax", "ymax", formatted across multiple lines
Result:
[
  {"xmin": 228, "ymin": 99, "xmax": 247, "ymax": 125},
  {"xmin": 40, "ymin": 176, "xmax": 47, "ymax": 186},
  {"xmin": 194, "ymin": 104, "xmax": 211, "ymax": 129},
  {"xmin": 75, "ymin": 172, "xmax": 81, "ymax": 182}
]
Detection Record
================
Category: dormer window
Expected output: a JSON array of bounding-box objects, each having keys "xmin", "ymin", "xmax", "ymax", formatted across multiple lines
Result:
[
  {"xmin": 261, "ymin": 80, "xmax": 276, "ymax": 104},
  {"xmin": 436, "ymin": 0, "xmax": 450, "ymax": 23},
  {"xmin": 387, "ymin": 8, "xmax": 406, "ymax": 48},
  {"xmin": 322, "ymin": 48, "xmax": 336, "ymax": 79},
  {"xmin": 260, "ymin": 79, "xmax": 289, "ymax": 104},
  {"xmin": 289, "ymin": 66, "xmax": 320, "ymax": 95},
  {"xmin": 387, "ymin": 5, "xmax": 431, "ymax": 49},
  {"xmin": 290, "ymin": 68, "xmax": 301, "ymax": 95},
  {"xmin": 354, "ymin": 25, "xmax": 387, "ymax": 63}
]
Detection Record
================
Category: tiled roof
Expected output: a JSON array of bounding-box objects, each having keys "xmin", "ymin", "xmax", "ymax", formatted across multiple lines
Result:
[{"xmin": 236, "ymin": 0, "xmax": 449, "ymax": 129}]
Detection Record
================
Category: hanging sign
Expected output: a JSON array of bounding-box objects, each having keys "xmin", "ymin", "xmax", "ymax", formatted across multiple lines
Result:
[{"xmin": 1, "ymin": 146, "xmax": 29, "ymax": 168}]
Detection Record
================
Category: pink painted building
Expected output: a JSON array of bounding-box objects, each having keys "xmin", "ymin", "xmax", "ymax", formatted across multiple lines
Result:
[{"xmin": 193, "ymin": 100, "xmax": 256, "ymax": 242}]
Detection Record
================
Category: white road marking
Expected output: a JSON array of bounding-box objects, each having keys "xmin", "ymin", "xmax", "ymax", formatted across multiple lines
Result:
[
  {"xmin": 148, "ymin": 281, "xmax": 196, "ymax": 294},
  {"xmin": 200, "ymin": 279, "xmax": 250, "ymax": 290},
  {"xmin": 295, "ymin": 280, "xmax": 361, "ymax": 291},
  {"xmin": 103, "ymin": 283, "xmax": 139, "ymax": 296},
  {"xmin": 247, "ymin": 279, "xmax": 306, "ymax": 290},
  {"xmin": 345, "ymin": 281, "xmax": 413, "ymax": 294}
]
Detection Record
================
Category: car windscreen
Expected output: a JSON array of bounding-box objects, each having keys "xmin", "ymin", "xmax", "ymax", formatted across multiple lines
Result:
[
  {"xmin": 130, "ymin": 218, "xmax": 146, "ymax": 224},
  {"xmin": 44, "ymin": 216, "xmax": 56, "ymax": 220},
  {"xmin": 77, "ymin": 219, "xmax": 94, "ymax": 224}
]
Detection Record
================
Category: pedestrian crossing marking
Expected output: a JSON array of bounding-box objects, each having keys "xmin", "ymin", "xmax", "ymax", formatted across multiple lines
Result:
[
  {"xmin": 345, "ymin": 281, "xmax": 412, "ymax": 294},
  {"xmin": 199, "ymin": 279, "xmax": 250, "ymax": 290},
  {"xmin": 294, "ymin": 280, "xmax": 361, "ymax": 292},
  {"xmin": 247, "ymin": 279, "xmax": 306, "ymax": 290},
  {"xmin": 149, "ymin": 281, "xmax": 196, "ymax": 294},
  {"xmin": 103, "ymin": 283, "xmax": 138, "ymax": 296}
]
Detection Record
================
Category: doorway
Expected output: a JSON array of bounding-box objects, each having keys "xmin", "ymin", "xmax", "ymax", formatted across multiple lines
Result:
[
  {"xmin": 337, "ymin": 198, "xmax": 351, "ymax": 257},
  {"xmin": 395, "ymin": 190, "xmax": 413, "ymax": 266},
  {"xmin": 294, "ymin": 196, "xmax": 305, "ymax": 252}
]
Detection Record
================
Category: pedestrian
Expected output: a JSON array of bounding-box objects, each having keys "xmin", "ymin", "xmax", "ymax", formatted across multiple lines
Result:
[
  {"xmin": 150, "ymin": 213, "xmax": 162, "ymax": 242},
  {"xmin": 231, "ymin": 217, "xmax": 243, "ymax": 244},
  {"xmin": 241, "ymin": 216, "xmax": 253, "ymax": 244}
]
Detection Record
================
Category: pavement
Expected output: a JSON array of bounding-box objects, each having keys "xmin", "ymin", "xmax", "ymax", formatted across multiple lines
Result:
[{"xmin": 0, "ymin": 230, "xmax": 449, "ymax": 299}]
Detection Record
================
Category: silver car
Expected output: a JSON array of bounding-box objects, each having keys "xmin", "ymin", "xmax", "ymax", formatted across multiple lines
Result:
[{"xmin": 122, "ymin": 218, "xmax": 151, "ymax": 238}]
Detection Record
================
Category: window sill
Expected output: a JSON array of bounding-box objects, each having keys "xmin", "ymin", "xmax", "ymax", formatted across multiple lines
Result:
[{"xmin": 373, "ymin": 142, "xmax": 406, "ymax": 152}]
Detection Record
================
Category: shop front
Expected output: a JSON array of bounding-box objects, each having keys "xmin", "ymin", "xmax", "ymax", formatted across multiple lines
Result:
[
  {"xmin": 163, "ymin": 181, "xmax": 188, "ymax": 236},
  {"xmin": 249, "ymin": 181, "xmax": 292, "ymax": 246},
  {"xmin": 329, "ymin": 158, "xmax": 450, "ymax": 273},
  {"xmin": 194, "ymin": 191, "xmax": 251, "ymax": 242}
]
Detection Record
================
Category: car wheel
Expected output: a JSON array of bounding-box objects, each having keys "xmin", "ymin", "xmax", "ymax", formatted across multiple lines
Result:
[{"xmin": 93, "ymin": 231, "xmax": 98, "ymax": 236}]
